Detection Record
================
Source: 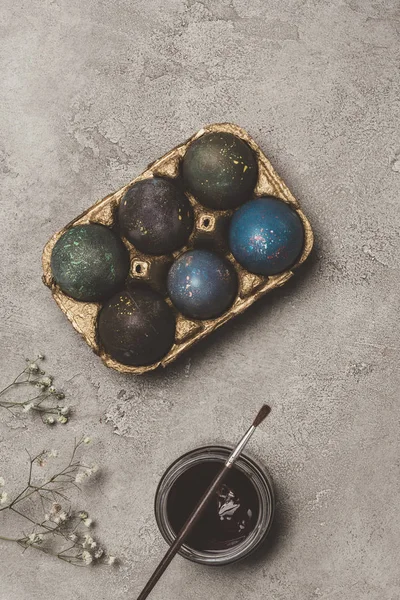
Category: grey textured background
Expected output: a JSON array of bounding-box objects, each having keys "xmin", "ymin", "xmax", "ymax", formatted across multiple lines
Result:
[{"xmin": 0, "ymin": 1, "xmax": 399, "ymax": 599}]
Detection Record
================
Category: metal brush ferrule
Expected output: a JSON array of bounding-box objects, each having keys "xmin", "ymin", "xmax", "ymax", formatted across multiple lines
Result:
[{"xmin": 225, "ymin": 425, "xmax": 256, "ymax": 467}]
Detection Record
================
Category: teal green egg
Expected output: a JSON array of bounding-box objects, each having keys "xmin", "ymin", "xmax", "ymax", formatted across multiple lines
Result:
[
  {"xmin": 182, "ymin": 132, "xmax": 258, "ymax": 210},
  {"xmin": 50, "ymin": 224, "xmax": 130, "ymax": 302}
]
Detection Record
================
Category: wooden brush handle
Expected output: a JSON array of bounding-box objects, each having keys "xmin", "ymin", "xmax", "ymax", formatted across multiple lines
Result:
[{"xmin": 137, "ymin": 466, "xmax": 229, "ymax": 600}]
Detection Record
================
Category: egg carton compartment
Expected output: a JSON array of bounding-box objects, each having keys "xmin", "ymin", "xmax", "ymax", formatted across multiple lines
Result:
[{"xmin": 42, "ymin": 123, "xmax": 313, "ymax": 374}]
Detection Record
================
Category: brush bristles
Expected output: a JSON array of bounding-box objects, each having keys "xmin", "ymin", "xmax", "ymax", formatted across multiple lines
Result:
[{"xmin": 252, "ymin": 404, "xmax": 271, "ymax": 427}]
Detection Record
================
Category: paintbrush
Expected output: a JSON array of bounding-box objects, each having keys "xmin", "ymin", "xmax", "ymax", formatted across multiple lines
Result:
[{"xmin": 137, "ymin": 404, "xmax": 271, "ymax": 600}]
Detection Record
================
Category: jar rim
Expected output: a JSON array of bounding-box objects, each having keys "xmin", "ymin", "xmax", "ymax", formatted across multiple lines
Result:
[{"xmin": 154, "ymin": 445, "xmax": 275, "ymax": 566}]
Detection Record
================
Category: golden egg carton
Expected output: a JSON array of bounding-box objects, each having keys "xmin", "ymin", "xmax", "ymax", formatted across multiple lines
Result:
[{"xmin": 42, "ymin": 123, "xmax": 314, "ymax": 374}]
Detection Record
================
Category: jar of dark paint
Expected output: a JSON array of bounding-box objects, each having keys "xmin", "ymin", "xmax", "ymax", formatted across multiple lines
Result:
[{"xmin": 154, "ymin": 446, "xmax": 275, "ymax": 566}]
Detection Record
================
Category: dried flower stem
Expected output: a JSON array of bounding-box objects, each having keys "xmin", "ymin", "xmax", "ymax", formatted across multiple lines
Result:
[
  {"xmin": 0, "ymin": 355, "xmax": 70, "ymax": 425},
  {"xmin": 0, "ymin": 438, "xmax": 116, "ymax": 567}
]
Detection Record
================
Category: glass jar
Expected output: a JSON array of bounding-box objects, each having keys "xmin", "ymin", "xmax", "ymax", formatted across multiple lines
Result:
[{"xmin": 154, "ymin": 445, "xmax": 275, "ymax": 566}]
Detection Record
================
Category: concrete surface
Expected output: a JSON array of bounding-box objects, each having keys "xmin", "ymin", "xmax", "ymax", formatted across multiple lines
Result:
[{"xmin": 0, "ymin": 1, "xmax": 399, "ymax": 599}]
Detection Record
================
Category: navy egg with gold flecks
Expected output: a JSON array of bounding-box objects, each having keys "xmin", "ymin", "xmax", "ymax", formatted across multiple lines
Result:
[
  {"xmin": 229, "ymin": 196, "xmax": 304, "ymax": 276},
  {"xmin": 118, "ymin": 177, "xmax": 194, "ymax": 255},
  {"xmin": 182, "ymin": 132, "xmax": 258, "ymax": 210},
  {"xmin": 98, "ymin": 284, "xmax": 176, "ymax": 367},
  {"xmin": 167, "ymin": 249, "xmax": 238, "ymax": 320}
]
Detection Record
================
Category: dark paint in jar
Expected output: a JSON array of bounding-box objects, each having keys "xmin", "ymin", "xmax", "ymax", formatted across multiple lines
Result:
[{"xmin": 155, "ymin": 446, "xmax": 275, "ymax": 566}]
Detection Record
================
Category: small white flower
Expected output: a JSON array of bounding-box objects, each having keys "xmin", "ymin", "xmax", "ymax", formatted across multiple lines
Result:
[
  {"xmin": 83, "ymin": 518, "xmax": 93, "ymax": 528},
  {"xmin": 85, "ymin": 465, "xmax": 99, "ymax": 479},
  {"xmin": 48, "ymin": 386, "xmax": 56, "ymax": 394},
  {"xmin": 106, "ymin": 556, "xmax": 116, "ymax": 566},
  {"xmin": 57, "ymin": 392, "xmax": 65, "ymax": 400},
  {"xmin": 60, "ymin": 406, "xmax": 70, "ymax": 416},
  {"xmin": 0, "ymin": 491, "xmax": 8, "ymax": 505},
  {"xmin": 0, "ymin": 477, "xmax": 4, "ymax": 487},
  {"xmin": 34, "ymin": 453, "xmax": 47, "ymax": 467},
  {"xmin": 58, "ymin": 511, "xmax": 68, "ymax": 522},
  {"xmin": 23, "ymin": 402, "xmax": 35, "ymax": 412},
  {"xmin": 40, "ymin": 376, "xmax": 53, "ymax": 387},
  {"xmin": 94, "ymin": 547, "xmax": 103, "ymax": 559},
  {"xmin": 75, "ymin": 472, "xmax": 86, "ymax": 484},
  {"xmin": 82, "ymin": 550, "xmax": 93, "ymax": 565},
  {"xmin": 35, "ymin": 383, "xmax": 46, "ymax": 391},
  {"xmin": 82, "ymin": 534, "xmax": 94, "ymax": 548},
  {"xmin": 50, "ymin": 503, "xmax": 61, "ymax": 515},
  {"xmin": 37, "ymin": 353, "xmax": 45, "ymax": 360},
  {"xmin": 45, "ymin": 416, "xmax": 55, "ymax": 425},
  {"xmin": 48, "ymin": 449, "xmax": 58, "ymax": 458},
  {"xmin": 58, "ymin": 415, "xmax": 68, "ymax": 424},
  {"xmin": 28, "ymin": 533, "xmax": 44, "ymax": 545},
  {"xmin": 83, "ymin": 437, "xmax": 91, "ymax": 445},
  {"xmin": 79, "ymin": 511, "xmax": 88, "ymax": 520},
  {"xmin": 68, "ymin": 533, "xmax": 78, "ymax": 542},
  {"xmin": 28, "ymin": 362, "xmax": 39, "ymax": 373}
]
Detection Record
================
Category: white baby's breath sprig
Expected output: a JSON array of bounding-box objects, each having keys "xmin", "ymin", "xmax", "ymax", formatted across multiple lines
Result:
[
  {"xmin": 27, "ymin": 533, "xmax": 44, "ymax": 545},
  {"xmin": 82, "ymin": 534, "xmax": 94, "ymax": 548},
  {"xmin": 0, "ymin": 355, "xmax": 71, "ymax": 426},
  {"xmin": 53, "ymin": 510, "xmax": 69, "ymax": 525},
  {"xmin": 88, "ymin": 464, "xmax": 99, "ymax": 476},
  {"xmin": 81, "ymin": 550, "xmax": 93, "ymax": 565},
  {"xmin": 40, "ymin": 376, "xmax": 53, "ymax": 387},
  {"xmin": 0, "ymin": 438, "xmax": 116, "ymax": 567},
  {"xmin": 50, "ymin": 502, "xmax": 61, "ymax": 515},
  {"xmin": 75, "ymin": 472, "xmax": 86, "ymax": 484},
  {"xmin": 75, "ymin": 462, "xmax": 100, "ymax": 485},
  {"xmin": 83, "ymin": 518, "xmax": 93, "ymax": 528}
]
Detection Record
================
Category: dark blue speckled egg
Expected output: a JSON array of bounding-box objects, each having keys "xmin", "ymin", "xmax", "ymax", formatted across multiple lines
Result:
[
  {"xmin": 167, "ymin": 249, "xmax": 238, "ymax": 320},
  {"xmin": 229, "ymin": 196, "xmax": 304, "ymax": 276}
]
